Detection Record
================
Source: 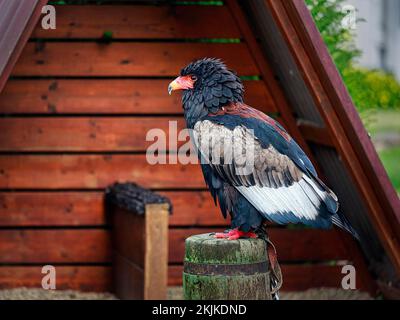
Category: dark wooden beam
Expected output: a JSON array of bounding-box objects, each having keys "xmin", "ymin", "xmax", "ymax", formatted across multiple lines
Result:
[
  {"xmin": 297, "ymin": 121, "xmax": 334, "ymax": 147},
  {"xmin": 267, "ymin": 0, "xmax": 400, "ymax": 275},
  {"xmin": 0, "ymin": 0, "xmax": 47, "ymax": 93},
  {"xmin": 225, "ymin": 0, "xmax": 316, "ymax": 162}
]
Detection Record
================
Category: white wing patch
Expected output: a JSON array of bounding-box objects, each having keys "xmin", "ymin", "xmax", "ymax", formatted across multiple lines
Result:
[
  {"xmin": 193, "ymin": 120, "xmax": 336, "ymax": 224},
  {"xmin": 236, "ymin": 175, "xmax": 330, "ymax": 223}
]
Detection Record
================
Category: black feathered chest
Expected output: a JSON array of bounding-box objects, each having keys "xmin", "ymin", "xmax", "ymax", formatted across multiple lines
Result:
[{"xmin": 182, "ymin": 70, "xmax": 244, "ymax": 128}]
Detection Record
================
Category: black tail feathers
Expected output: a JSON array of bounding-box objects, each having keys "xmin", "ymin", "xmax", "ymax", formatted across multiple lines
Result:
[{"xmin": 331, "ymin": 212, "xmax": 360, "ymax": 241}]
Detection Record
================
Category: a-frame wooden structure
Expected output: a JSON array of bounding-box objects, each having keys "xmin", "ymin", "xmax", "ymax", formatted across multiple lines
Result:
[{"xmin": 0, "ymin": 0, "xmax": 398, "ymax": 296}]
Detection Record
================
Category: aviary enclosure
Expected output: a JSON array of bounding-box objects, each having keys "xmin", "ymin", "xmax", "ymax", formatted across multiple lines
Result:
[{"xmin": 0, "ymin": 0, "xmax": 399, "ymax": 299}]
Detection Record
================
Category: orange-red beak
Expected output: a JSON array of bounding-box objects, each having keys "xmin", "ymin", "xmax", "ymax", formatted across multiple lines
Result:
[{"xmin": 168, "ymin": 76, "xmax": 194, "ymax": 95}]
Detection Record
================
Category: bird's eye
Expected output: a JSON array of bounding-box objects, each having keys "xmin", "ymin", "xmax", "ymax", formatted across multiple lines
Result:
[{"xmin": 191, "ymin": 75, "xmax": 197, "ymax": 81}]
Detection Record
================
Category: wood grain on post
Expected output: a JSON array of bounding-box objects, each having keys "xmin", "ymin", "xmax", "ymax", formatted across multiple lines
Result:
[
  {"xmin": 144, "ymin": 203, "xmax": 169, "ymax": 299},
  {"xmin": 183, "ymin": 233, "xmax": 272, "ymax": 300},
  {"xmin": 106, "ymin": 183, "xmax": 171, "ymax": 300}
]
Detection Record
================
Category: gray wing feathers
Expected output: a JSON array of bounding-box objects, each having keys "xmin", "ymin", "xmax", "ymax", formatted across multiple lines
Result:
[{"xmin": 192, "ymin": 120, "xmax": 338, "ymax": 225}]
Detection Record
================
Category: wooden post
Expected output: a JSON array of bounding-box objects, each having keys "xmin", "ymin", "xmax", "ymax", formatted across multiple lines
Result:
[
  {"xmin": 106, "ymin": 183, "xmax": 171, "ymax": 300},
  {"xmin": 183, "ymin": 233, "xmax": 272, "ymax": 300}
]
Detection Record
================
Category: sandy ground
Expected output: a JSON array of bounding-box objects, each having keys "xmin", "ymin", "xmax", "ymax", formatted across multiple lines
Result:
[
  {"xmin": 167, "ymin": 286, "xmax": 372, "ymax": 300},
  {"xmin": 0, "ymin": 288, "xmax": 117, "ymax": 300},
  {"xmin": 0, "ymin": 287, "xmax": 372, "ymax": 300}
]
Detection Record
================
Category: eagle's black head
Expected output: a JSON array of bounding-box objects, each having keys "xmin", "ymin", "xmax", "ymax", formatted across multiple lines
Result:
[{"xmin": 168, "ymin": 58, "xmax": 244, "ymax": 128}]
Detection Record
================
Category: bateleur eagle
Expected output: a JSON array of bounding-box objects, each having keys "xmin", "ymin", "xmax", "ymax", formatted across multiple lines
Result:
[{"xmin": 168, "ymin": 58, "xmax": 358, "ymax": 240}]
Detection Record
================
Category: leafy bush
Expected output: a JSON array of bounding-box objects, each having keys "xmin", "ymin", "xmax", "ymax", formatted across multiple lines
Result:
[
  {"xmin": 305, "ymin": 0, "xmax": 400, "ymax": 112},
  {"xmin": 343, "ymin": 67, "xmax": 400, "ymax": 111}
]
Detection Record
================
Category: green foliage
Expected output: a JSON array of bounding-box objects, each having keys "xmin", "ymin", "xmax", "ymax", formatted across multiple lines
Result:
[
  {"xmin": 198, "ymin": 38, "xmax": 240, "ymax": 43},
  {"xmin": 305, "ymin": 0, "xmax": 400, "ymax": 112},
  {"xmin": 343, "ymin": 67, "xmax": 400, "ymax": 111},
  {"xmin": 101, "ymin": 31, "xmax": 113, "ymax": 42},
  {"xmin": 175, "ymin": 1, "xmax": 223, "ymax": 5},
  {"xmin": 305, "ymin": 0, "xmax": 361, "ymax": 71},
  {"xmin": 378, "ymin": 147, "xmax": 400, "ymax": 192},
  {"xmin": 240, "ymin": 75, "xmax": 260, "ymax": 81}
]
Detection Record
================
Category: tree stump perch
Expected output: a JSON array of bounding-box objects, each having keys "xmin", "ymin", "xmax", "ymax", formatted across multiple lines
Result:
[{"xmin": 183, "ymin": 233, "xmax": 272, "ymax": 300}]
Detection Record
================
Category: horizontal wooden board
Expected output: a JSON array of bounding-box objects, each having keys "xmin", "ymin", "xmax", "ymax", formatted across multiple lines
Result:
[
  {"xmin": 32, "ymin": 5, "xmax": 241, "ymax": 39},
  {"xmin": 0, "ymin": 229, "xmax": 111, "ymax": 263},
  {"xmin": 0, "ymin": 79, "xmax": 276, "ymax": 114},
  {"xmin": 0, "ymin": 192, "xmax": 107, "ymax": 226},
  {"xmin": 298, "ymin": 122, "xmax": 333, "ymax": 147},
  {"xmin": 168, "ymin": 264, "xmax": 347, "ymax": 291},
  {"xmin": 163, "ymin": 191, "xmax": 226, "ymax": 226},
  {"xmin": 0, "ymin": 155, "xmax": 205, "ymax": 189},
  {"xmin": 0, "ymin": 228, "xmax": 351, "ymax": 264},
  {"xmin": 168, "ymin": 228, "xmax": 351, "ymax": 263},
  {"xmin": 12, "ymin": 43, "xmax": 259, "ymax": 76},
  {"xmin": 0, "ymin": 264, "xmax": 348, "ymax": 292},
  {"xmin": 0, "ymin": 117, "xmax": 186, "ymax": 151},
  {"xmin": 0, "ymin": 115, "xmax": 285, "ymax": 151},
  {"xmin": 0, "ymin": 191, "xmax": 226, "ymax": 227},
  {"xmin": 0, "ymin": 266, "xmax": 112, "ymax": 292}
]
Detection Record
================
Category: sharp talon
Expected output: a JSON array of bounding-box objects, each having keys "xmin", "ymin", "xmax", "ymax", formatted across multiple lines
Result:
[
  {"xmin": 246, "ymin": 232, "xmax": 258, "ymax": 239},
  {"xmin": 228, "ymin": 235, "xmax": 240, "ymax": 240},
  {"xmin": 214, "ymin": 232, "xmax": 229, "ymax": 239},
  {"xmin": 215, "ymin": 228, "xmax": 258, "ymax": 240}
]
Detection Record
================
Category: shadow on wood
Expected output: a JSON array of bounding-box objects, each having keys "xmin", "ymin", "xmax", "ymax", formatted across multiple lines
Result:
[{"xmin": 106, "ymin": 182, "xmax": 171, "ymax": 300}]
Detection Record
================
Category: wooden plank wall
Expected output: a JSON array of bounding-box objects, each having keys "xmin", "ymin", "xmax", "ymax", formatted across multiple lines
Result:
[{"xmin": 0, "ymin": 2, "xmax": 371, "ymax": 292}]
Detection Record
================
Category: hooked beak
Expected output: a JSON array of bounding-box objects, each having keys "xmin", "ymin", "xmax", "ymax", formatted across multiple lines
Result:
[
  {"xmin": 168, "ymin": 81, "xmax": 178, "ymax": 95},
  {"xmin": 168, "ymin": 76, "xmax": 194, "ymax": 95}
]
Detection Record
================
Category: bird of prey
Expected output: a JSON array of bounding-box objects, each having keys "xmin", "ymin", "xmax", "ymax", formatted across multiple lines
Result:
[{"xmin": 168, "ymin": 58, "xmax": 358, "ymax": 241}]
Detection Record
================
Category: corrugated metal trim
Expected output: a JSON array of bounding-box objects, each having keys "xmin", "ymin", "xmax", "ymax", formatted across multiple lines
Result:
[
  {"xmin": 310, "ymin": 144, "xmax": 393, "ymax": 275},
  {"xmin": 242, "ymin": 0, "xmax": 398, "ymax": 280},
  {"xmin": 244, "ymin": 0, "xmax": 324, "ymax": 125}
]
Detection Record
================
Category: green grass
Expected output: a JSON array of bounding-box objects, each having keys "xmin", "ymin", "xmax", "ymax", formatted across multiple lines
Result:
[
  {"xmin": 365, "ymin": 109, "xmax": 400, "ymax": 194},
  {"xmin": 378, "ymin": 147, "xmax": 400, "ymax": 193}
]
